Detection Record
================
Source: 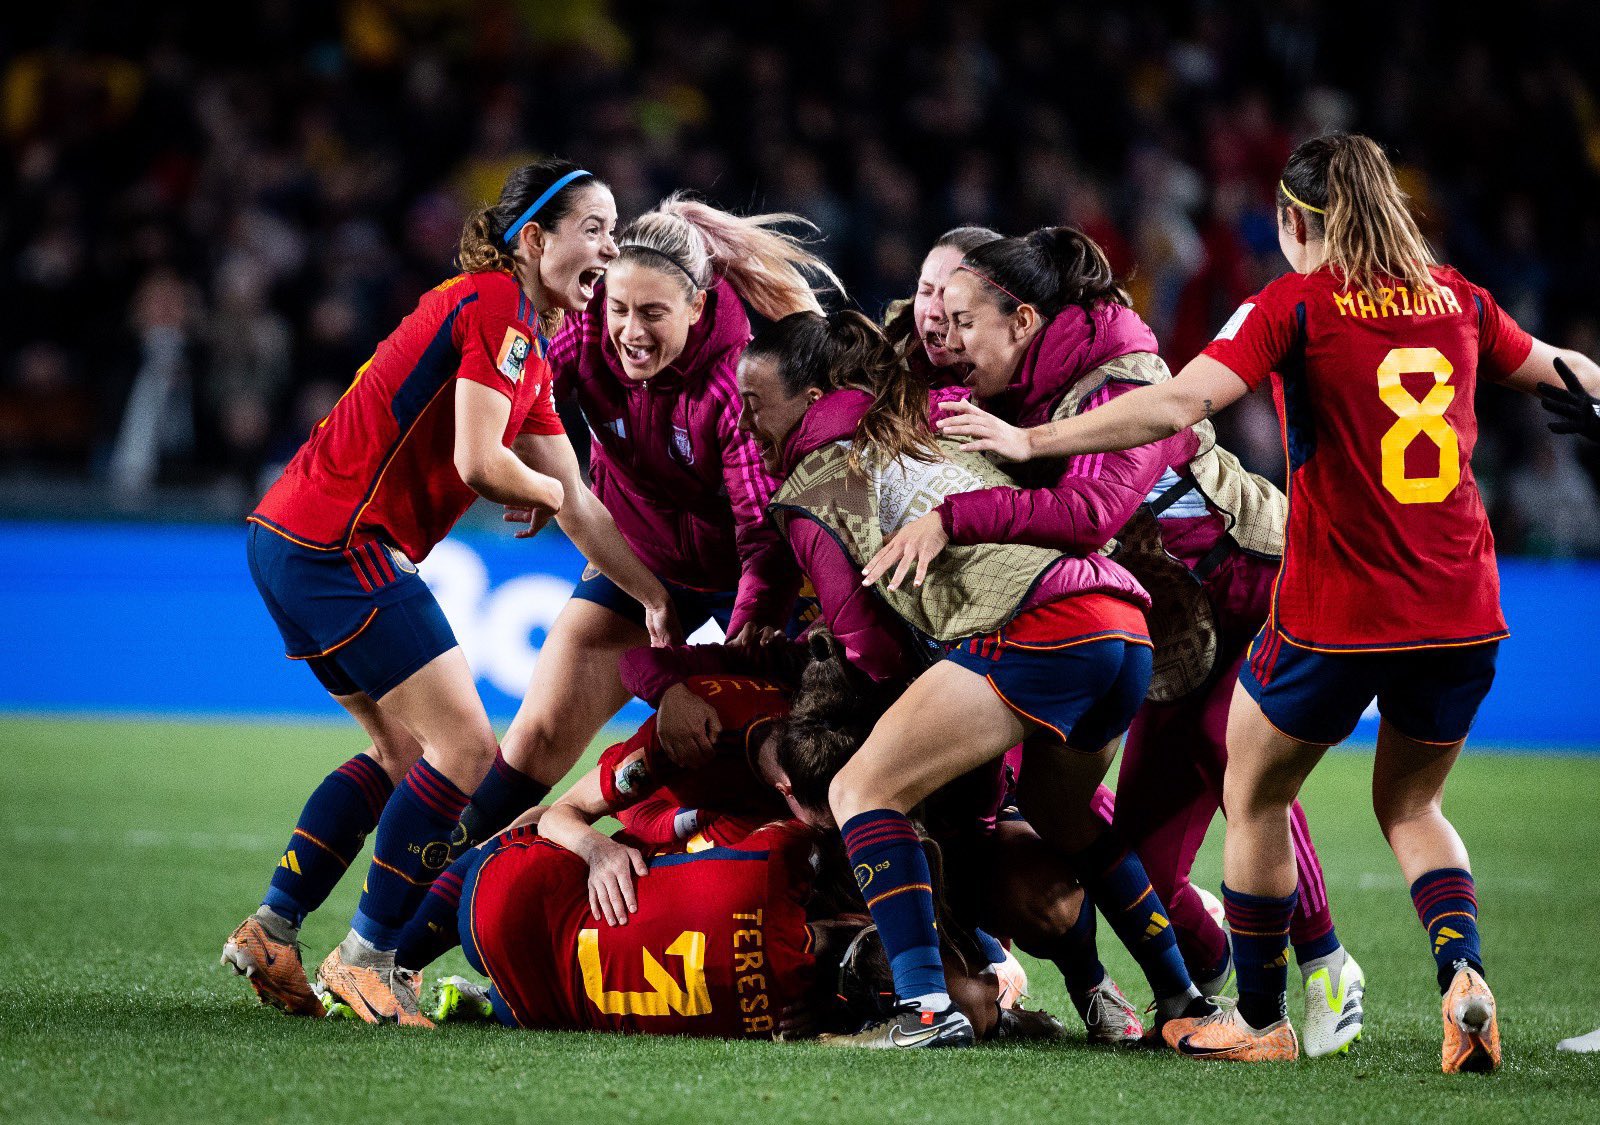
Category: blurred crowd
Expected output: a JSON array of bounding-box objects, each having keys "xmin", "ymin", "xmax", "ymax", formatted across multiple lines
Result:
[{"xmin": 4, "ymin": 0, "xmax": 1599, "ymax": 554}]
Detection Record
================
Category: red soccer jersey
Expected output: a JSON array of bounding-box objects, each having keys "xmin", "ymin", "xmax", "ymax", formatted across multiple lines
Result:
[
  {"xmin": 468, "ymin": 821, "xmax": 818, "ymax": 1038},
  {"xmin": 251, "ymin": 270, "xmax": 565, "ymax": 562},
  {"xmin": 1203, "ymin": 265, "xmax": 1532, "ymax": 649},
  {"xmin": 597, "ymin": 676, "xmax": 791, "ymax": 820}
]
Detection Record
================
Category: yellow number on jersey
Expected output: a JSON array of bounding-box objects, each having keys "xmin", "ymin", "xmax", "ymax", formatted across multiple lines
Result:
[
  {"xmin": 1376, "ymin": 347, "xmax": 1460, "ymax": 504},
  {"xmin": 577, "ymin": 928, "xmax": 713, "ymax": 1017}
]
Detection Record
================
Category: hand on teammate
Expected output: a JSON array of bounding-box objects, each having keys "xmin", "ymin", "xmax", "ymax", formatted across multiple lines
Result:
[
  {"xmin": 1538, "ymin": 358, "xmax": 1600, "ymax": 445},
  {"xmin": 726, "ymin": 621, "xmax": 786, "ymax": 648},
  {"xmin": 581, "ymin": 835, "xmax": 649, "ymax": 927},
  {"xmin": 656, "ymin": 682, "xmax": 722, "ymax": 768},
  {"xmin": 503, "ymin": 503, "xmax": 559, "ymax": 539},
  {"xmin": 644, "ymin": 598, "xmax": 683, "ymax": 649},
  {"xmin": 862, "ymin": 511, "xmax": 949, "ymax": 591},
  {"xmin": 936, "ymin": 398, "xmax": 1033, "ymax": 461}
]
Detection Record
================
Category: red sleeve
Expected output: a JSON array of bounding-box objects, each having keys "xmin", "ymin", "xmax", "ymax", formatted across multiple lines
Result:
[
  {"xmin": 595, "ymin": 721, "xmax": 663, "ymax": 808},
  {"xmin": 517, "ymin": 353, "xmax": 566, "ymax": 436},
  {"xmin": 938, "ymin": 383, "xmax": 1182, "ymax": 552},
  {"xmin": 1200, "ymin": 277, "xmax": 1302, "ymax": 390},
  {"xmin": 455, "ymin": 275, "xmax": 531, "ymax": 400},
  {"xmin": 784, "ymin": 517, "xmax": 918, "ymax": 685},
  {"xmin": 1470, "ymin": 282, "xmax": 1535, "ymax": 380},
  {"xmin": 614, "ymin": 795, "xmax": 684, "ymax": 850}
]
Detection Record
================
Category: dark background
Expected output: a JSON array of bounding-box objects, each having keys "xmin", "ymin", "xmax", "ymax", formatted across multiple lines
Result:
[{"xmin": 4, "ymin": 0, "xmax": 1598, "ymax": 554}]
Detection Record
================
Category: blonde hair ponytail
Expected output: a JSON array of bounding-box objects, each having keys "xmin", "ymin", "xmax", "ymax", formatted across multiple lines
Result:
[
  {"xmin": 618, "ymin": 192, "xmax": 845, "ymax": 320},
  {"xmin": 1280, "ymin": 133, "xmax": 1437, "ymax": 295}
]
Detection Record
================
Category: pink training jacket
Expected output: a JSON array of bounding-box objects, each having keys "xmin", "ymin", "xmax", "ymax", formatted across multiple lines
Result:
[
  {"xmin": 548, "ymin": 277, "xmax": 798, "ymax": 635},
  {"xmin": 936, "ymin": 302, "xmax": 1274, "ymax": 635},
  {"xmin": 773, "ymin": 388, "xmax": 1148, "ymax": 684}
]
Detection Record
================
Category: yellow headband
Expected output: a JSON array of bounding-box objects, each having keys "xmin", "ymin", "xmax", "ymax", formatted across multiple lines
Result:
[{"xmin": 1280, "ymin": 181, "xmax": 1325, "ymax": 215}]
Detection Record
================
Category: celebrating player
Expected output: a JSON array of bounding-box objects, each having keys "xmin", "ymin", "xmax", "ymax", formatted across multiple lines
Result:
[
  {"xmin": 941, "ymin": 133, "xmax": 1600, "ymax": 1069},
  {"xmin": 451, "ymin": 196, "xmax": 841, "ymax": 850},
  {"xmin": 911, "ymin": 226, "xmax": 1361, "ymax": 1056},
  {"xmin": 883, "ymin": 226, "xmax": 1002, "ymax": 383},
  {"xmin": 222, "ymin": 159, "xmax": 676, "ymax": 1026},
  {"xmin": 736, "ymin": 310, "xmax": 1215, "ymax": 1048}
]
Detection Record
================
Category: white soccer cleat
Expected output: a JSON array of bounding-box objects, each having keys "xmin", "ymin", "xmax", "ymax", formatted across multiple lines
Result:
[
  {"xmin": 1081, "ymin": 976, "xmax": 1146, "ymax": 1046},
  {"xmin": 1556, "ymin": 1026, "xmax": 1600, "ymax": 1053},
  {"xmin": 1302, "ymin": 950, "xmax": 1364, "ymax": 1058}
]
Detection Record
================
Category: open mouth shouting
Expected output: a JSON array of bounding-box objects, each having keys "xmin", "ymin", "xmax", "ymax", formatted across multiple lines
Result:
[{"xmin": 577, "ymin": 266, "xmax": 606, "ymax": 302}]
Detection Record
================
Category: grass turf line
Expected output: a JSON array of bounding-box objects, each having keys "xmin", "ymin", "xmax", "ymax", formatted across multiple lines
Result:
[{"xmin": 2, "ymin": 717, "xmax": 1598, "ymax": 1123}]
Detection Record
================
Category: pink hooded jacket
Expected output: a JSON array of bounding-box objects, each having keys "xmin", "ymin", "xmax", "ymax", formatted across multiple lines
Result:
[
  {"xmin": 773, "ymin": 389, "xmax": 1148, "ymax": 683},
  {"xmin": 935, "ymin": 302, "xmax": 1274, "ymax": 635},
  {"xmin": 548, "ymin": 277, "xmax": 798, "ymax": 634}
]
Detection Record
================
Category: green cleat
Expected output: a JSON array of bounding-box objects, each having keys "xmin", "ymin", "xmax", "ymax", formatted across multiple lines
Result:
[{"xmin": 433, "ymin": 975, "xmax": 496, "ymax": 1024}]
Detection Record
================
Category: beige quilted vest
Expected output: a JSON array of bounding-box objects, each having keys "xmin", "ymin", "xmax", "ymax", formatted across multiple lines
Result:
[{"xmin": 771, "ymin": 438, "xmax": 1064, "ymax": 644}]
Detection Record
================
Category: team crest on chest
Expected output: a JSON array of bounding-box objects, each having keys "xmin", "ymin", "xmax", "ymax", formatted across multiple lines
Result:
[
  {"xmin": 497, "ymin": 328, "xmax": 531, "ymax": 384},
  {"xmin": 672, "ymin": 425, "xmax": 694, "ymax": 464}
]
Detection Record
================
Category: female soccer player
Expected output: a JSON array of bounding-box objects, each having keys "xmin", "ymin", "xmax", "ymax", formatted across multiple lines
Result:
[
  {"xmin": 223, "ymin": 159, "xmax": 676, "ymax": 1027},
  {"xmin": 940, "ymin": 134, "xmax": 1600, "ymax": 1069},
  {"xmin": 883, "ymin": 225, "xmax": 1001, "ymax": 382},
  {"xmin": 890, "ymin": 226, "xmax": 1361, "ymax": 1056},
  {"xmin": 736, "ymin": 311, "xmax": 1215, "ymax": 1048},
  {"xmin": 451, "ymin": 196, "xmax": 841, "ymax": 848}
]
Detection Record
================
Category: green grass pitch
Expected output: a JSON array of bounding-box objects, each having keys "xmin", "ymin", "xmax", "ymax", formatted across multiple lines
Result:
[{"xmin": 3, "ymin": 716, "xmax": 1598, "ymax": 1123}]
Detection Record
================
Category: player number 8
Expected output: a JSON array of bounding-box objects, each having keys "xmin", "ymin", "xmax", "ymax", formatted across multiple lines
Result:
[{"xmin": 1377, "ymin": 346, "xmax": 1460, "ymax": 504}]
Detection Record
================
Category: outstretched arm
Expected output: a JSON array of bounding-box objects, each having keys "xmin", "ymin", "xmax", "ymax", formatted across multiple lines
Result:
[
  {"xmin": 937, "ymin": 355, "xmax": 1251, "ymax": 461},
  {"xmin": 1495, "ymin": 339, "xmax": 1600, "ymax": 399}
]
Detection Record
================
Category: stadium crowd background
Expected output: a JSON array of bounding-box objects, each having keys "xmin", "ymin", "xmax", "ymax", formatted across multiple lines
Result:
[{"xmin": 3, "ymin": 0, "xmax": 1598, "ymax": 556}]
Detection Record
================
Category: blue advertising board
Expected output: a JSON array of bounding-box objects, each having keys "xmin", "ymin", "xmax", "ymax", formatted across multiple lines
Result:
[{"xmin": 0, "ymin": 520, "xmax": 1595, "ymax": 748}]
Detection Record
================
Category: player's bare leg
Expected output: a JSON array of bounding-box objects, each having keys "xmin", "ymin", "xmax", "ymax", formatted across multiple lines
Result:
[
  {"xmin": 316, "ymin": 649, "xmax": 502, "ymax": 1028},
  {"xmin": 1164, "ymin": 688, "xmax": 1324, "ymax": 1060},
  {"xmin": 222, "ymin": 692, "xmax": 424, "ymax": 1017},
  {"xmin": 503, "ymin": 599, "xmax": 645, "ymax": 786},
  {"xmin": 823, "ymin": 665, "xmax": 1025, "ymax": 1048},
  {"xmin": 1371, "ymin": 720, "xmax": 1499, "ymax": 1073},
  {"xmin": 440, "ymin": 598, "xmax": 646, "ymax": 850}
]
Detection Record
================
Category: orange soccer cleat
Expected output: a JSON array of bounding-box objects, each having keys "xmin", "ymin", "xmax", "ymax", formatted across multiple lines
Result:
[
  {"xmin": 1441, "ymin": 966, "xmax": 1501, "ymax": 1074},
  {"xmin": 1164, "ymin": 1001, "xmax": 1300, "ymax": 1062},
  {"xmin": 315, "ymin": 938, "xmax": 434, "ymax": 1028},
  {"xmin": 221, "ymin": 912, "xmax": 324, "ymax": 1018}
]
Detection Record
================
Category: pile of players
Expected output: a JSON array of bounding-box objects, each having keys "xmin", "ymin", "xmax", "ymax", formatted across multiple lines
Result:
[{"xmin": 222, "ymin": 137, "xmax": 1600, "ymax": 1071}]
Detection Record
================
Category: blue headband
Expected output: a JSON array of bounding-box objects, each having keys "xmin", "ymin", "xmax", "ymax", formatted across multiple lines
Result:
[{"xmin": 501, "ymin": 170, "xmax": 593, "ymax": 246}]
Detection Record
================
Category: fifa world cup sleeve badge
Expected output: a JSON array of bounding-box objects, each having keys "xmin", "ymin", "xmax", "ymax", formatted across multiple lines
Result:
[{"xmin": 497, "ymin": 328, "xmax": 531, "ymax": 384}]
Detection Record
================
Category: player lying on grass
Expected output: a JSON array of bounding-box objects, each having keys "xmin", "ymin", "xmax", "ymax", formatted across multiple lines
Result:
[
  {"xmin": 345, "ymin": 808, "xmax": 1063, "ymax": 1042},
  {"xmin": 935, "ymin": 132, "xmax": 1600, "ymax": 1071}
]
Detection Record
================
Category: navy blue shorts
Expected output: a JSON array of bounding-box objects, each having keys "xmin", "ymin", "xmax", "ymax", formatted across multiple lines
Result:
[
  {"xmin": 1241, "ymin": 629, "xmax": 1499, "ymax": 746},
  {"xmin": 570, "ymin": 566, "xmax": 735, "ymax": 635},
  {"xmin": 246, "ymin": 521, "xmax": 457, "ymax": 700},
  {"xmin": 945, "ymin": 635, "xmax": 1153, "ymax": 752}
]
